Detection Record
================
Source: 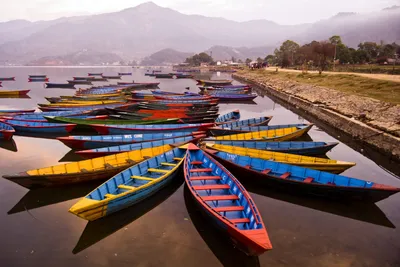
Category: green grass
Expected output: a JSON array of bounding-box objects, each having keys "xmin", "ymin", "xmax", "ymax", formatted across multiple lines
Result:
[{"xmin": 243, "ymin": 70, "xmax": 400, "ymax": 104}]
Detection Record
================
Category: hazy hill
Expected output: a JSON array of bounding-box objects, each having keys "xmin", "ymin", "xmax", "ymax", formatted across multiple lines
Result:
[
  {"xmin": 205, "ymin": 45, "xmax": 275, "ymax": 61},
  {"xmin": 0, "ymin": 2, "xmax": 398, "ymax": 64},
  {"xmin": 26, "ymin": 49, "xmax": 123, "ymax": 66},
  {"xmin": 141, "ymin": 48, "xmax": 193, "ymax": 65}
]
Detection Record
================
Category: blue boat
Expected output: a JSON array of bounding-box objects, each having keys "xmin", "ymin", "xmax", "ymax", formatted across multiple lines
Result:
[
  {"xmin": 57, "ymin": 131, "xmax": 206, "ymax": 149},
  {"xmin": 0, "ymin": 122, "xmax": 15, "ymax": 140},
  {"xmin": 11, "ymin": 111, "xmax": 90, "ymax": 121},
  {"xmin": 76, "ymin": 135, "xmax": 205, "ymax": 158},
  {"xmin": 91, "ymin": 123, "xmax": 214, "ymax": 135},
  {"xmin": 215, "ymin": 110, "xmax": 241, "ymax": 124},
  {"xmin": 184, "ymin": 144, "xmax": 272, "ymax": 255},
  {"xmin": 69, "ymin": 147, "xmax": 187, "ymax": 221},
  {"xmin": 118, "ymin": 72, "xmax": 132, "ymax": 75},
  {"xmin": 210, "ymin": 123, "xmax": 309, "ymax": 136},
  {"xmin": 0, "ymin": 109, "xmax": 35, "ymax": 113},
  {"xmin": 0, "ymin": 119, "xmax": 76, "ymax": 134},
  {"xmin": 39, "ymin": 103, "xmax": 127, "ymax": 112},
  {"xmin": 204, "ymin": 148, "xmax": 400, "ymax": 202},
  {"xmin": 205, "ymin": 141, "xmax": 339, "ymax": 156}
]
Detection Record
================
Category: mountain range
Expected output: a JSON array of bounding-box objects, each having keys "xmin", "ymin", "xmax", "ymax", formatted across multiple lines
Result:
[{"xmin": 0, "ymin": 2, "xmax": 398, "ymax": 65}]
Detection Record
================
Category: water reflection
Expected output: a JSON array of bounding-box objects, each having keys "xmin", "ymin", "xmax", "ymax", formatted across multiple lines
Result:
[
  {"xmin": 72, "ymin": 174, "xmax": 184, "ymax": 254},
  {"xmin": 7, "ymin": 181, "xmax": 101, "ymax": 214},
  {"xmin": 244, "ymin": 182, "xmax": 395, "ymax": 228},
  {"xmin": 0, "ymin": 139, "xmax": 18, "ymax": 152},
  {"xmin": 184, "ymin": 187, "xmax": 261, "ymax": 267}
]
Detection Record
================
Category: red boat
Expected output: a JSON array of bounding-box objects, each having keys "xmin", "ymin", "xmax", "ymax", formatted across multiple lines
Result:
[
  {"xmin": 154, "ymin": 95, "xmax": 214, "ymax": 101},
  {"xmin": 127, "ymin": 98, "xmax": 218, "ymax": 105}
]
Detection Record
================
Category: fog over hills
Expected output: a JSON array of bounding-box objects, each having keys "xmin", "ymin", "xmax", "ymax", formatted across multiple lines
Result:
[{"xmin": 0, "ymin": 2, "xmax": 398, "ymax": 65}]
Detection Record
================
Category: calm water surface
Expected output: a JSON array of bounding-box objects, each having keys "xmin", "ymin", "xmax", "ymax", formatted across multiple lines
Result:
[{"xmin": 0, "ymin": 67, "xmax": 399, "ymax": 267}]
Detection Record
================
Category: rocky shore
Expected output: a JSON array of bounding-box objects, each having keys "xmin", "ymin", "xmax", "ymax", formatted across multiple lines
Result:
[{"xmin": 233, "ymin": 70, "xmax": 400, "ymax": 162}]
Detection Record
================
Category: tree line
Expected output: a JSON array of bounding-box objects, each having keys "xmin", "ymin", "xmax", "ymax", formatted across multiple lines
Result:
[{"xmin": 265, "ymin": 36, "xmax": 400, "ymax": 74}]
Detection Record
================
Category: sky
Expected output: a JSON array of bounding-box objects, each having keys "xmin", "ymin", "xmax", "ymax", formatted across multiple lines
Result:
[{"xmin": 0, "ymin": 0, "xmax": 399, "ymax": 24}]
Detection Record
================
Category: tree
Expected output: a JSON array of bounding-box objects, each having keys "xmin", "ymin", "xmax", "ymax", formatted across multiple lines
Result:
[
  {"xmin": 185, "ymin": 52, "xmax": 214, "ymax": 66},
  {"xmin": 265, "ymin": 54, "xmax": 275, "ymax": 65},
  {"xmin": 278, "ymin": 40, "xmax": 300, "ymax": 67},
  {"xmin": 312, "ymin": 41, "xmax": 335, "ymax": 74},
  {"xmin": 256, "ymin": 57, "xmax": 263, "ymax": 63},
  {"xmin": 237, "ymin": 59, "xmax": 243, "ymax": 64},
  {"xmin": 231, "ymin": 56, "xmax": 236, "ymax": 63},
  {"xmin": 329, "ymin": 35, "xmax": 343, "ymax": 46},
  {"xmin": 245, "ymin": 58, "xmax": 252, "ymax": 65}
]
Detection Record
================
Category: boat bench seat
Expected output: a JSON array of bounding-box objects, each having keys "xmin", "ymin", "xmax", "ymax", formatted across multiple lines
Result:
[
  {"xmin": 174, "ymin": 157, "xmax": 183, "ymax": 161},
  {"xmin": 190, "ymin": 176, "xmax": 221, "ymax": 181},
  {"xmin": 190, "ymin": 168, "xmax": 212, "ymax": 173},
  {"xmin": 214, "ymin": 206, "xmax": 244, "ymax": 212},
  {"xmin": 161, "ymin": 163, "xmax": 176, "ymax": 167},
  {"xmin": 193, "ymin": 184, "xmax": 230, "ymax": 190},
  {"xmin": 262, "ymin": 169, "xmax": 272, "ymax": 174},
  {"xmin": 131, "ymin": 176, "xmax": 155, "ymax": 181},
  {"xmin": 303, "ymin": 177, "xmax": 314, "ymax": 183},
  {"xmin": 202, "ymin": 195, "xmax": 239, "ymax": 201},
  {"xmin": 118, "ymin": 185, "xmax": 136, "ymax": 190},
  {"xmin": 230, "ymin": 218, "xmax": 250, "ymax": 224},
  {"xmin": 191, "ymin": 161, "xmax": 203, "ymax": 165},
  {"xmin": 280, "ymin": 172, "xmax": 291, "ymax": 179},
  {"xmin": 148, "ymin": 168, "xmax": 169, "ymax": 173},
  {"xmin": 104, "ymin": 194, "xmax": 115, "ymax": 198}
]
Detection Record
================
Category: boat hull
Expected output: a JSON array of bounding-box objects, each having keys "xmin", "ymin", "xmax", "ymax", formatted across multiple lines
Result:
[
  {"xmin": 208, "ymin": 152, "xmax": 399, "ymax": 202},
  {"xmin": 91, "ymin": 123, "xmax": 213, "ymax": 135}
]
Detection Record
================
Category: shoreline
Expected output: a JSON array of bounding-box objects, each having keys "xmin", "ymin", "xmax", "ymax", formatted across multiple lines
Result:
[{"xmin": 233, "ymin": 72, "xmax": 400, "ymax": 164}]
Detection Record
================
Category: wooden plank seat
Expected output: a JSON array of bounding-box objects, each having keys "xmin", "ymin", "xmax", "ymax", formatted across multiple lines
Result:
[
  {"xmin": 262, "ymin": 169, "xmax": 272, "ymax": 174},
  {"xmin": 190, "ymin": 168, "xmax": 212, "ymax": 173},
  {"xmin": 191, "ymin": 161, "xmax": 203, "ymax": 165},
  {"xmin": 118, "ymin": 185, "xmax": 136, "ymax": 190},
  {"xmin": 131, "ymin": 176, "xmax": 155, "ymax": 181},
  {"xmin": 193, "ymin": 184, "xmax": 230, "ymax": 190},
  {"xmin": 303, "ymin": 177, "xmax": 314, "ymax": 183},
  {"xmin": 202, "ymin": 195, "xmax": 239, "ymax": 201},
  {"xmin": 190, "ymin": 176, "xmax": 221, "ymax": 181},
  {"xmin": 161, "ymin": 163, "xmax": 176, "ymax": 167},
  {"xmin": 280, "ymin": 172, "xmax": 291, "ymax": 179},
  {"xmin": 214, "ymin": 206, "xmax": 244, "ymax": 212},
  {"xmin": 230, "ymin": 218, "xmax": 250, "ymax": 224},
  {"xmin": 173, "ymin": 157, "xmax": 183, "ymax": 161},
  {"xmin": 148, "ymin": 168, "xmax": 169, "ymax": 173}
]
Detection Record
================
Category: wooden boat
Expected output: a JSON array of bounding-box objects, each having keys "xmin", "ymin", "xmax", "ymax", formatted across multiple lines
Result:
[
  {"xmin": 0, "ymin": 109, "xmax": 35, "ymax": 114},
  {"xmin": 199, "ymin": 85, "xmax": 251, "ymax": 91},
  {"xmin": 206, "ymin": 124, "xmax": 313, "ymax": 142},
  {"xmin": 91, "ymin": 77, "xmax": 108, "ymax": 82},
  {"xmin": 57, "ymin": 131, "xmax": 206, "ymax": 149},
  {"xmin": 196, "ymin": 79, "xmax": 232, "ymax": 86},
  {"xmin": 145, "ymin": 73, "xmax": 156, "ymax": 76},
  {"xmin": 44, "ymin": 116, "xmax": 180, "ymax": 129},
  {"xmin": 0, "ymin": 122, "xmax": 15, "ymax": 140},
  {"xmin": 0, "ymin": 77, "xmax": 15, "ymax": 81},
  {"xmin": 38, "ymin": 103, "xmax": 127, "ymax": 112},
  {"xmin": 0, "ymin": 90, "xmax": 30, "ymax": 96},
  {"xmin": 45, "ymin": 83, "xmax": 76, "ymax": 89},
  {"xmin": 118, "ymin": 72, "xmax": 132, "ymax": 75},
  {"xmin": 2, "ymin": 143, "xmax": 176, "ymax": 189},
  {"xmin": 28, "ymin": 78, "xmax": 49, "ymax": 82},
  {"xmin": 88, "ymin": 73, "xmax": 103, "ymax": 76},
  {"xmin": 38, "ymin": 100, "xmax": 124, "ymax": 107},
  {"xmin": 113, "ymin": 110, "xmax": 219, "ymax": 120},
  {"xmin": 68, "ymin": 80, "xmax": 93, "ymax": 85},
  {"xmin": 215, "ymin": 110, "xmax": 240, "ymax": 123},
  {"xmin": 204, "ymin": 148, "xmax": 400, "ymax": 202},
  {"xmin": 212, "ymin": 93, "xmax": 257, "ymax": 101},
  {"xmin": 184, "ymin": 144, "xmax": 272, "ymax": 255},
  {"xmin": 155, "ymin": 73, "xmax": 174, "ymax": 78},
  {"xmin": 128, "ymin": 98, "xmax": 219, "ymax": 105},
  {"xmin": 91, "ymin": 123, "xmax": 214, "ymax": 135},
  {"xmin": 29, "ymin": 75, "xmax": 47, "ymax": 78},
  {"xmin": 209, "ymin": 123, "xmax": 308, "ymax": 136},
  {"xmin": 154, "ymin": 95, "xmax": 213, "ymax": 101},
  {"xmin": 69, "ymin": 146, "xmax": 186, "ymax": 221},
  {"xmin": 76, "ymin": 135, "xmax": 203, "ymax": 158},
  {"xmin": 173, "ymin": 73, "xmax": 193, "ymax": 79},
  {"xmin": 64, "ymin": 92, "xmax": 122, "ymax": 98},
  {"xmin": 102, "ymin": 75, "xmax": 121, "ymax": 79},
  {"xmin": 207, "ymin": 141, "xmax": 339, "ymax": 156},
  {"xmin": 11, "ymin": 111, "xmax": 91, "ymax": 121},
  {"xmin": 73, "ymin": 77, "xmax": 95, "ymax": 81},
  {"xmin": 8, "ymin": 115, "xmax": 107, "ymax": 123},
  {"xmin": 205, "ymin": 143, "xmax": 355, "ymax": 173},
  {"xmin": 0, "ymin": 119, "xmax": 76, "ymax": 134}
]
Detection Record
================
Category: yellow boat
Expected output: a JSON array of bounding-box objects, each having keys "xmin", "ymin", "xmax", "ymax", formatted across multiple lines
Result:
[
  {"xmin": 0, "ymin": 89, "xmax": 30, "ymax": 96},
  {"xmin": 61, "ymin": 93, "xmax": 122, "ymax": 99},
  {"xmin": 206, "ymin": 143, "xmax": 355, "ymax": 173},
  {"xmin": 2, "ymin": 144, "xmax": 175, "ymax": 189},
  {"xmin": 75, "ymin": 92, "xmax": 122, "ymax": 98},
  {"xmin": 212, "ymin": 125, "xmax": 313, "ymax": 142}
]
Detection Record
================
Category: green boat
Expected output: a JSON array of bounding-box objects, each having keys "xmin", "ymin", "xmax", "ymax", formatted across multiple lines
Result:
[{"xmin": 44, "ymin": 116, "xmax": 181, "ymax": 130}]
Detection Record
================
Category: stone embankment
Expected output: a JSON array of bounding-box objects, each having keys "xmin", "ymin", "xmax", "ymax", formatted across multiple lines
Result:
[{"xmin": 233, "ymin": 71, "xmax": 400, "ymax": 162}]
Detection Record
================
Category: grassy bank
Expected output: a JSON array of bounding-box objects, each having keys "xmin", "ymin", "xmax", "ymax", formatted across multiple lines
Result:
[{"xmin": 243, "ymin": 69, "xmax": 400, "ymax": 105}]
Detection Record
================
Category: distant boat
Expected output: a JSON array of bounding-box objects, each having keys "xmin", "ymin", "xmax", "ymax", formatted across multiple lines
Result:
[
  {"xmin": 73, "ymin": 76, "xmax": 95, "ymax": 81},
  {"xmin": 0, "ymin": 90, "xmax": 30, "ymax": 96},
  {"xmin": 155, "ymin": 73, "xmax": 174, "ymax": 79},
  {"xmin": 0, "ymin": 122, "xmax": 15, "ymax": 140},
  {"xmin": 118, "ymin": 72, "xmax": 132, "ymax": 76},
  {"xmin": 0, "ymin": 77, "xmax": 15, "ymax": 81},
  {"xmin": 46, "ymin": 83, "xmax": 76, "ymax": 89},
  {"xmin": 29, "ymin": 77, "xmax": 49, "ymax": 82},
  {"xmin": 91, "ymin": 77, "xmax": 108, "ymax": 82},
  {"xmin": 196, "ymin": 79, "xmax": 233, "ymax": 86},
  {"xmin": 67, "ymin": 80, "xmax": 93, "ymax": 85},
  {"xmin": 102, "ymin": 75, "xmax": 121, "ymax": 79},
  {"xmin": 88, "ymin": 73, "xmax": 103, "ymax": 76},
  {"xmin": 29, "ymin": 75, "xmax": 47, "ymax": 78}
]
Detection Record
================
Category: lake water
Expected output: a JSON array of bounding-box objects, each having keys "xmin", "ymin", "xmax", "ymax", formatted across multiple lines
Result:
[{"xmin": 0, "ymin": 67, "xmax": 399, "ymax": 267}]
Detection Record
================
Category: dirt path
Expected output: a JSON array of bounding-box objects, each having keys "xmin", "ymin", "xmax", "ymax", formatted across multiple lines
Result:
[{"xmin": 265, "ymin": 67, "xmax": 400, "ymax": 83}]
